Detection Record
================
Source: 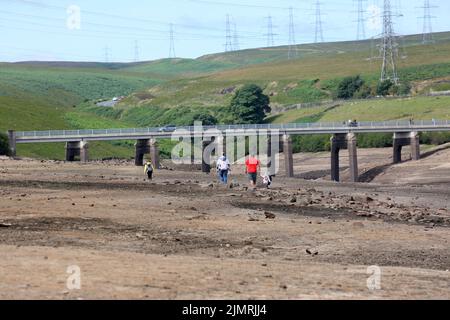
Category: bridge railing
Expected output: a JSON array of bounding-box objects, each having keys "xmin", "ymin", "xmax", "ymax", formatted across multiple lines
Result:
[{"xmin": 14, "ymin": 120, "xmax": 450, "ymax": 138}]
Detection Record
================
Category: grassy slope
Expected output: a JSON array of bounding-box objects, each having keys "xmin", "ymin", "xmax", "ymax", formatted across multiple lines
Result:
[
  {"xmin": 0, "ymin": 63, "xmax": 165, "ymax": 159},
  {"xmin": 269, "ymin": 96, "xmax": 450, "ymax": 124},
  {"xmin": 2, "ymin": 32, "xmax": 450, "ymax": 159},
  {"xmin": 122, "ymin": 32, "xmax": 450, "ymax": 112}
]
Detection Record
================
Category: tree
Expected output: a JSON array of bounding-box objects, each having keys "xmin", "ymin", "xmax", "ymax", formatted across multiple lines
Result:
[
  {"xmin": 191, "ymin": 112, "xmax": 218, "ymax": 126},
  {"xmin": 336, "ymin": 75, "xmax": 365, "ymax": 99},
  {"xmin": 228, "ymin": 84, "xmax": 271, "ymax": 124},
  {"xmin": 376, "ymin": 79, "xmax": 394, "ymax": 96},
  {"xmin": 0, "ymin": 133, "xmax": 10, "ymax": 156}
]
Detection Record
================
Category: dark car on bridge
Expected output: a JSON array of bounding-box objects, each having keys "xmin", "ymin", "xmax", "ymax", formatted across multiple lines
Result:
[{"xmin": 347, "ymin": 120, "xmax": 358, "ymax": 127}]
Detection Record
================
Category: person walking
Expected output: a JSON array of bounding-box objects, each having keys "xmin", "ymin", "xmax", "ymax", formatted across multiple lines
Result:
[
  {"xmin": 144, "ymin": 160, "xmax": 154, "ymax": 180},
  {"xmin": 216, "ymin": 153, "xmax": 231, "ymax": 184},
  {"xmin": 245, "ymin": 154, "xmax": 260, "ymax": 188}
]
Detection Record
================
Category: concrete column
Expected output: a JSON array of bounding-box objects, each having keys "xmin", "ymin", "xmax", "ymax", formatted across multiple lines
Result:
[
  {"xmin": 202, "ymin": 140, "xmax": 212, "ymax": 173},
  {"xmin": 135, "ymin": 139, "xmax": 150, "ymax": 166},
  {"xmin": 217, "ymin": 135, "xmax": 226, "ymax": 157},
  {"xmin": 283, "ymin": 134, "xmax": 294, "ymax": 178},
  {"xmin": 393, "ymin": 132, "xmax": 420, "ymax": 164},
  {"xmin": 65, "ymin": 141, "xmax": 81, "ymax": 162},
  {"xmin": 330, "ymin": 133, "xmax": 358, "ymax": 182},
  {"xmin": 190, "ymin": 137, "xmax": 195, "ymax": 164},
  {"xmin": 150, "ymin": 139, "xmax": 160, "ymax": 169},
  {"xmin": 267, "ymin": 133, "xmax": 280, "ymax": 176},
  {"xmin": 347, "ymin": 133, "xmax": 358, "ymax": 183},
  {"xmin": 80, "ymin": 141, "xmax": 89, "ymax": 163},
  {"xmin": 7, "ymin": 130, "xmax": 16, "ymax": 157},
  {"xmin": 410, "ymin": 131, "xmax": 420, "ymax": 161},
  {"xmin": 330, "ymin": 135, "xmax": 343, "ymax": 182}
]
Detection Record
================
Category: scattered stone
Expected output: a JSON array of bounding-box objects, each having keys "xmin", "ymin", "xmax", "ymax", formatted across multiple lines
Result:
[
  {"xmin": 352, "ymin": 222, "xmax": 365, "ymax": 228},
  {"xmin": 0, "ymin": 223, "xmax": 12, "ymax": 228},
  {"xmin": 289, "ymin": 197, "xmax": 297, "ymax": 203},
  {"xmin": 264, "ymin": 212, "xmax": 276, "ymax": 219}
]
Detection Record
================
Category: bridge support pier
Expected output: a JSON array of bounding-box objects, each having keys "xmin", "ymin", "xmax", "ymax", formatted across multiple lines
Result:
[
  {"xmin": 65, "ymin": 141, "xmax": 88, "ymax": 163},
  {"xmin": 135, "ymin": 139, "xmax": 150, "ymax": 166},
  {"xmin": 216, "ymin": 135, "xmax": 226, "ymax": 157},
  {"xmin": 135, "ymin": 139, "xmax": 160, "ymax": 167},
  {"xmin": 7, "ymin": 130, "xmax": 16, "ymax": 157},
  {"xmin": 202, "ymin": 139, "xmax": 213, "ymax": 173},
  {"xmin": 330, "ymin": 133, "xmax": 358, "ymax": 182},
  {"xmin": 393, "ymin": 132, "xmax": 420, "ymax": 163},
  {"xmin": 283, "ymin": 134, "xmax": 294, "ymax": 178},
  {"xmin": 150, "ymin": 139, "xmax": 160, "ymax": 169}
]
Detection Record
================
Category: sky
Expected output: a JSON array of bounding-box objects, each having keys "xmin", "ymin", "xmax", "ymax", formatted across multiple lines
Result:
[{"xmin": 0, "ymin": 0, "xmax": 449, "ymax": 62}]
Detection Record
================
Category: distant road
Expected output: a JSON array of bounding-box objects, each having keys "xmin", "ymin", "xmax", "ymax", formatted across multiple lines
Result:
[{"xmin": 96, "ymin": 100, "xmax": 118, "ymax": 107}]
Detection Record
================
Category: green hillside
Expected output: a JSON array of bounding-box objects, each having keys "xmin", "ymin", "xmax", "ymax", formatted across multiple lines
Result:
[
  {"xmin": 105, "ymin": 32, "xmax": 450, "ymax": 126},
  {"xmin": 0, "ymin": 63, "xmax": 164, "ymax": 159},
  {"xmin": 1, "ymin": 32, "xmax": 450, "ymax": 159}
]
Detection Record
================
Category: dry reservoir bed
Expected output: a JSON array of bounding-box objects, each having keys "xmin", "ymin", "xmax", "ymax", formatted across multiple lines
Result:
[{"xmin": 0, "ymin": 155, "xmax": 449, "ymax": 299}]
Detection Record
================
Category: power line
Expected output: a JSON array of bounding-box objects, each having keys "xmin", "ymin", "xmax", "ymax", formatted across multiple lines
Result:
[
  {"xmin": 264, "ymin": 15, "xmax": 276, "ymax": 47},
  {"xmin": 355, "ymin": 0, "xmax": 367, "ymax": 40},
  {"xmin": 314, "ymin": 1, "xmax": 324, "ymax": 43},
  {"xmin": 232, "ymin": 20, "xmax": 240, "ymax": 51},
  {"xmin": 420, "ymin": 0, "xmax": 437, "ymax": 44},
  {"xmin": 169, "ymin": 23, "xmax": 176, "ymax": 58},
  {"xmin": 225, "ymin": 14, "xmax": 233, "ymax": 52},
  {"xmin": 288, "ymin": 7, "xmax": 297, "ymax": 59},
  {"xmin": 134, "ymin": 40, "xmax": 140, "ymax": 62},
  {"xmin": 380, "ymin": 0, "xmax": 399, "ymax": 84}
]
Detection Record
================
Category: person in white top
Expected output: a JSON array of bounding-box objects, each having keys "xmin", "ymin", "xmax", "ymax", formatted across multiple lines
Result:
[{"xmin": 216, "ymin": 153, "xmax": 231, "ymax": 184}]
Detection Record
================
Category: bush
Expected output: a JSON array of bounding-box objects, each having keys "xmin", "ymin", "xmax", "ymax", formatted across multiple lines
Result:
[
  {"xmin": 0, "ymin": 132, "xmax": 10, "ymax": 156},
  {"xmin": 421, "ymin": 132, "xmax": 450, "ymax": 145},
  {"xmin": 336, "ymin": 75, "xmax": 365, "ymax": 99},
  {"xmin": 190, "ymin": 112, "xmax": 218, "ymax": 126},
  {"xmin": 397, "ymin": 82, "xmax": 412, "ymax": 96},
  {"xmin": 353, "ymin": 84, "xmax": 373, "ymax": 99},
  {"xmin": 358, "ymin": 133, "xmax": 392, "ymax": 148},
  {"xmin": 376, "ymin": 79, "xmax": 394, "ymax": 96},
  {"xmin": 292, "ymin": 135, "xmax": 331, "ymax": 153}
]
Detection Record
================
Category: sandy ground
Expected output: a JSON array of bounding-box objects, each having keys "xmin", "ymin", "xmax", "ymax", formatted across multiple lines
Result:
[{"xmin": 0, "ymin": 146, "xmax": 449, "ymax": 300}]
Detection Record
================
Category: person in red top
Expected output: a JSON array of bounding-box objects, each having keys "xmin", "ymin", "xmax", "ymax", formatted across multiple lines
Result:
[{"xmin": 245, "ymin": 154, "xmax": 260, "ymax": 187}]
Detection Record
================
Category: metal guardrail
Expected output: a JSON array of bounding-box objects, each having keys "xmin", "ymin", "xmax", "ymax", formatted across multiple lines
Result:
[{"xmin": 14, "ymin": 120, "xmax": 450, "ymax": 139}]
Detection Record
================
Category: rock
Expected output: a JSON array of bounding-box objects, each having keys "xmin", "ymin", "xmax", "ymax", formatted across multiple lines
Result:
[
  {"xmin": 0, "ymin": 223, "xmax": 12, "ymax": 228},
  {"xmin": 306, "ymin": 249, "xmax": 319, "ymax": 256},
  {"xmin": 264, "ymin": 212, "xmax": 276, "ymax": 219},
  {"xmin": 289, "ymin": 197, "xmax": 297, "ymax": 203}
]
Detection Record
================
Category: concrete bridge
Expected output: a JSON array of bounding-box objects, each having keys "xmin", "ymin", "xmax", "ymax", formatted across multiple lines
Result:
[{"xmin": 7, "ymin": 120, "xmax": 450, "ymax": 182}]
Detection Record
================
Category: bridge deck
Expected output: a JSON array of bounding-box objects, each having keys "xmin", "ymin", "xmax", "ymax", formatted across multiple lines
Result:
[{"xmin": 13, "ymin": 120, "xmax": 450, "ymax": 143}]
